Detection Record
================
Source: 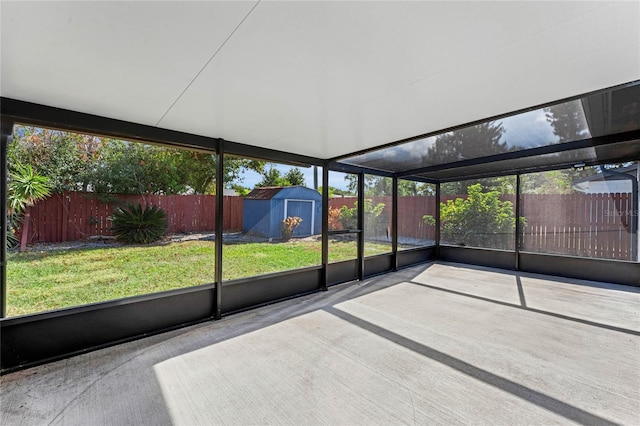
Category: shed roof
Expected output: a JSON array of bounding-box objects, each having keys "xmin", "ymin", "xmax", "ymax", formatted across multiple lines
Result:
[
  {"xmin": 245, "ymin": 186, "xmax": 320, "ymax": 200},
  {"xmin": 244, "ymin": 187, "xmax": 284, "ymax": 200}
]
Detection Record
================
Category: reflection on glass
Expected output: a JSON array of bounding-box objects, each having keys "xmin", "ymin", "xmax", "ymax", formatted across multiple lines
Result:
[
  {"xmin": 584, "ymin": 83, "xmax": 640, "ymax": 136},
  {"xmin": 222, "ymin": 160, "xmax": 322, "ymax": 280},
  {"xmin": 416, "ymin": 140, "xmax": 640, "ymax": 181},
  {"xmin": 439, "ymin": 177, "xmax": 517, "ymax": 250},
  {"xmin": 398, "ymin": 180, "xmax": 436, "ymax": 249},
  {"xmin": 340, "ymin": 101, "xmax": 590, "ymax": 172},
  {"xmin": 521, "ymin": 162, "xmax": 638, "ymax": 261},
  {"xmin": 6, "ymin": 125, "xmax": 217, "ymax": 317},
  {"xmin": 340, "ymin": 83, "xmax": 640, "ymax": 174}
]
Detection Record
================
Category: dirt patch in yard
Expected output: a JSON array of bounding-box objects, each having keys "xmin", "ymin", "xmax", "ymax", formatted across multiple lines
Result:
[{"xmin": 13, "ymin": 232, "xmax": 320, "ymax": 253}]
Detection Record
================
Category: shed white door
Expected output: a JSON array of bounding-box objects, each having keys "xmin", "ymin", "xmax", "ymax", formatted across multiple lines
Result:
[{"xmin": 284, "ymin": 199, "xmax": 314, "ymax": 236}]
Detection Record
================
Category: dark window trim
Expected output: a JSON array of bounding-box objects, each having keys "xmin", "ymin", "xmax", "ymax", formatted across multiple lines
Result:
[
  {"xmin": 1, "ymin": 97, "xmax": 323, "ymax": 167},
  {"xmin": 327, "ymin": 160, "xmax": 395, "ymax": 177},
  {"xmin": 397, "ymin": 175, "xmax": 438, "ymax": 184},
  {"xmin": 1, "ymin": 119, "xmax": 14, "ymax": 318},
  {"xmin": 2, "ymin": 84, "xmax": 639, "ymax": 373}
]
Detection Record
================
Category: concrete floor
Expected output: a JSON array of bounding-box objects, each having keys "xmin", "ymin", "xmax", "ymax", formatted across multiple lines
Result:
[{"xmin": 1, "ymin": 262, "xmax": 639, "ymax": 425}]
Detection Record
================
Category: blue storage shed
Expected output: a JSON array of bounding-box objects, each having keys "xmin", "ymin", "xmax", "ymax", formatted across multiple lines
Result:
[{"xmin": 242, "ymin": 186, "xmax": 322, "ymax": 239}]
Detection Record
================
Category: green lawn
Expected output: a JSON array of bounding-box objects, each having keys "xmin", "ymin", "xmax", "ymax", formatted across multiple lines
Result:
[{"xmin": 6, "ymin": 239, "xmax": 391, "ymax": 317}]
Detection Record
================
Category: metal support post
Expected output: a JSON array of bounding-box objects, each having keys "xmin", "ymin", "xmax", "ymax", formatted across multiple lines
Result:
[
  {"xmin": 357, "ymin": 172, "xmax": 365, "ymax": 280},
  {"xmin": 321, "ymin": 165, "xmax": 329, "ymax": 290},
  {"xmin": 435, "ymin": 182, "xmax": 441, "ymax": 259},
  {"xmin": 515, "ymin": 174, "xmax": 522, "ymax": 270},
  {"xmin": 214, "ymin": 142, "xmax": 224, "ymax": 319},
  {"xmin": 392, "ymin": 176, "xmax": 398, "ymax": 270},
  {"xmin": 1, "ymin": 119, "xmax": 13, "ymax": 318}
]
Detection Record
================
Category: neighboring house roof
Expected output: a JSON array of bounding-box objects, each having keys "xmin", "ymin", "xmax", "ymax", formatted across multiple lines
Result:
[
  {"xmin": 573, "ymin": 164, "xmax": 638, "ymax": 185},
  {"xmin": 572, "ymin": 164, "xmax": 637, "ymax": 192}
]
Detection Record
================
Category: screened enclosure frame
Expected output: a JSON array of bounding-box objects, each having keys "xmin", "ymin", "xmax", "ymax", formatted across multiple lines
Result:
[{"xmin": 1, "ymin": 80, "xmax": 639, "ymax": 372}]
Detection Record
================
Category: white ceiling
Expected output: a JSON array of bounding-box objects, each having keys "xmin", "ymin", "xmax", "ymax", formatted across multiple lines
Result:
[{"xmin": 2, "ymin": 1, "xmax": 639, "ymax": 160}]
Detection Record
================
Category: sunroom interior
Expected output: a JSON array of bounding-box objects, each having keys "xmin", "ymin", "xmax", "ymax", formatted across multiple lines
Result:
[{"xmin": 1, "ymin": 1, "xmax": 639, "ymax": 424}]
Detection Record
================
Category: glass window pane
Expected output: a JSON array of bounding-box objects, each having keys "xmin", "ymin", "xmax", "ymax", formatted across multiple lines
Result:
[
  {"xmin": 398, "ymin": 180, "xmax": 436, "ymax": 249},
  {"xmin": 340, "ymin": 102, "xmax": 589, "ymax": 172},
  {"xmin": 6, "ymin": 125, "xmax": 216, "ymax": 317},
  {"xmin": 364, "ymin": 175, "xmax": 392, "ymax": 255},
  {"xmin": 222, "ymin": 159, "xmax": 321, "ymax": 280},
  {"xmin": 440, "ymin": 177, "xmax": 517, "ymax": 250},
  {"xmin": 339, "ymin": 83, "xmax": 640, "ymax": 174},
  {"xmin": 415, "ymin": 140, "xmax": 640, "ymax": 181},
  {"xmin": 327, "ymin": 171, "xmax": 359, "ymax": 263},
  {"xmin": 521, "ymin": 163, "xmax": 638, "ymax": 261}
]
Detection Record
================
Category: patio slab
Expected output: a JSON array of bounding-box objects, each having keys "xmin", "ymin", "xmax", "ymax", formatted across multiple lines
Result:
[{"xmin": 1, "ymin": 262, "xmax": 638, "ymax": 425}]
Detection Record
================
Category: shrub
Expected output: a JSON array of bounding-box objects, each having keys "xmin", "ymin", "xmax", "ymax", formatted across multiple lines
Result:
[
  {"xmin": 338, "ymin": 199, "xmax": 386, "ymax": 237},
  {"xmin": 281, "ymin": 216, "xmax": 303, "ymax": 241},
  {"xmin": 8, "ymin": 163, "xmax": 52, "ymax": 214},
  {"xmin": 6, "ymin": 163, "xmax": 52, "ymax": 249},
  {"xmin": 111, "ymin": 203, "xmax": 168, "ymax": 244},
  {"xmin": 424, "ymin": 183, "xmax": 524, "ymax": 249},
  {"xmin": 328, "ymin": 206, "xmax": 342, "ymax": 230}
]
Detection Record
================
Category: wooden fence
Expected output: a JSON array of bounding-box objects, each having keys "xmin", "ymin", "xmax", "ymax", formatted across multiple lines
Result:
[
  {"xmin": 520, "ymin": 193, "xmax": 634, "ymax": 260},
  {"xmin": 20, "ymin": 192, "xmax": 636, "ymax": 261},
  {"xmin": 20, "ymin": 191, "xmax": 243, "ymax": 244},
  {"xmin": 329, "ymin": 196, "xmax": 438, "ymax": 240},
  {"xmin": 328, "ymin": 193, "xmax": 635, "ymax": 260}
]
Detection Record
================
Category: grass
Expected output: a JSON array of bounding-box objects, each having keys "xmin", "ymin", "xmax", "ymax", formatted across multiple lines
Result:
[{"xmin": 6, "ymin": 239, "xmax": 391, "ymax": 317}]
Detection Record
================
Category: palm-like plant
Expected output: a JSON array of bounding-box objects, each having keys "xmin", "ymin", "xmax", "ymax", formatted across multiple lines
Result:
[
  {"xmin": 7, "ymin": 163, "xmax": 52, "ymax": 249},
  {"xmin": 111, "ymin": 203, "xmax": 168, "ymax": 244},
  {"xmin": 8, "ymin": 163, "xmax": 51, "ymax": 214}
]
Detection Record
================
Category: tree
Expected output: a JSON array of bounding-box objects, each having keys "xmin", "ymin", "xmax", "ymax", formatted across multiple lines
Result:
[
  {"xmin": 230, "ymin": 184, "xmax": 251, "ymax": 196},
  {"xmin": 86, "ymin": 141, "xmax": 219, "ymax": 195},
  {"xmin": 284, "ymin": 168, "xmax": 305, "ymax": 186},
  {"xmin": 224, "ymin": 157, "xmax": 265, "ymax": 192},
  {"xmin": 520, "ymin": 103, "xmax": 595, "ymax": 194},
  {"xmin": 545, "ymin": 102, "xmax": 589, "ymax": 143},
  {"xmin": 421, "ymin": 121, "xmax": 512, "ymax": 195},
  {"xmin": 8, "ymin": 125, "xmax": 265, "ymax": 196},
  {"xmin": 8, "ymin": 127, "xmax": 103, "ymax": 193},
  {"xmin": 318, "ymin": 186, "xmax": 335, "ymax": 198},
  {"xmin": 343, "ymin": 176, "xmax": 434, "ymax": 197},
  {"xmin": 255, "ymin": 166, "xmax": 306, "ymax": 187},
  {"xmin": 338, "ymin": 199, "xmax": 387, "ymax": 237},
  {"xmin": 398, "ymin": 180, "xmax": 435, "ymax": 196},
  {"xmin": 521, "ymin": 169, "xmax": 585, "ymax": 194},
  {"xmin": 424, "ymin": 183, "xmax": 520, "ymax": 249},
  {"xmin": 256, "ymin": 167, "xmax": 288, "ymax": 187},
  {"xmin": 424, "ymin": 121, "xmax": 508, "ymax": 165},
  {"xmin": 344, "ymin": 174, "xmax": 393, "ymax": 196}
]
